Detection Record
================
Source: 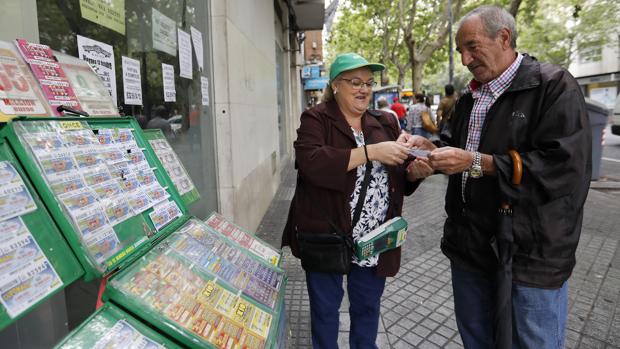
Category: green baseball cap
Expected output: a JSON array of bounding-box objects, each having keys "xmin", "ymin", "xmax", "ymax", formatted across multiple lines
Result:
[{"xmin": 329, "ymin": 53, "xmax": 385, "ymax": 81}]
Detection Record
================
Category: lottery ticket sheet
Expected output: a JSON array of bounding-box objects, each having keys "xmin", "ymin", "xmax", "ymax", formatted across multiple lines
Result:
[
  {"xmin": 148, "ymin": 138, "xmax": 197, "ymax": 195},
  {"xmin": 204, "ymin": 212, "xmax": 282, "ymax": 267},
  {"xmin": 109, "ymin": 220, "xmax": 286, "ymax": 349}
]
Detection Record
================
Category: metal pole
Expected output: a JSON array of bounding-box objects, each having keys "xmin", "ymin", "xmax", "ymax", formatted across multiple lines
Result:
[{"xmin": 448, "ymin": 0, "xmax": 454, "ymax": 84}]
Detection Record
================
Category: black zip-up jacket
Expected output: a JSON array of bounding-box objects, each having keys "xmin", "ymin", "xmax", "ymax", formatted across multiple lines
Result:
[{"xmin": 439, "ymin": 54, "xmax": 592, "ymax": 288}]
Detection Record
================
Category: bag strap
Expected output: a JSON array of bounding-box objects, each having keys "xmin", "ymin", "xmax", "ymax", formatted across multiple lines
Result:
[{"xmin": 299, "ymin": 158, "xmax": 372, "ymax": 236}]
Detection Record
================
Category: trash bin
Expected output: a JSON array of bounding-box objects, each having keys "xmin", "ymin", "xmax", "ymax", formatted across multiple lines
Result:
[{"xmin": 585, "ymin": 97, "xmax": 609, "ymax": 181}]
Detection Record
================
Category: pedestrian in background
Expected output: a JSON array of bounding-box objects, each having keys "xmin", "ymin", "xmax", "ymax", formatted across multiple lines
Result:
[
  {"xmin": 390, "ymin": 96, "xmax": 407, "ymax": 131},
  {"xmin": 406, "ymin": 93, "xmax": 435, "ymax": 138},
  {"xmin": 377, "ymin": 96, "xmax": 400, "ymax": 129},
  {"xmin": 408, "ymin": 5, "xmax": 591, "ymax": 348},
  {"xmin": 281, "ymin": 52, "xmax": 433, "ymax": 349},
  {"xmin": 436, "ymin": 84, "xmax": 457, "ymax": 132}
]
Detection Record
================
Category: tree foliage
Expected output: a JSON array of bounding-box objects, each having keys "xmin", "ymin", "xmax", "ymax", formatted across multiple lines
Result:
[{"xmin": 327, "ymin": 0, "xmax": 620, "ymax": 94}]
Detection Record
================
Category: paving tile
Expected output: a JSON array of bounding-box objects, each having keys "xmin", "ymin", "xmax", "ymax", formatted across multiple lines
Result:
[{"xmin": 256, "ymin": 161, "xmax": 620, "ymax": 348}]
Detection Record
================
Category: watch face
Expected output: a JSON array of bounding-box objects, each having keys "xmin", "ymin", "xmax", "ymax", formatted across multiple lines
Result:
[{"xmin": 470, "ymin": 166, "xmax": 482, "ymax": 178}]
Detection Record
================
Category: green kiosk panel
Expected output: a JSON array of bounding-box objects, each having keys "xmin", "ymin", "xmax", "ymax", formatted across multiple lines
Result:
[
  {"xmin": 0, "ymin": 139, "xmax": 83, "ymax": 330},
  {"xmin": 0, "ymin": 117, "xmax": 187, "ymax": 280},
  {"xmin": 54, "ymin": 303, "xmax": 182, "ymax": 349}
]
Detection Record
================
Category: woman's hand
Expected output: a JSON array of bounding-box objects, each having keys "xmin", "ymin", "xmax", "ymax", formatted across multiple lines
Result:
[
  {"xmin": 406, "ymin": 158, "xmax": 434, "ymax": 181},
  {"xmin": 397, "ymin": 133, "xmax": 437, "ymax": 151},
  {"xmin": 367, "ymin": 141, "xmax": 410, "ymax": 165}
]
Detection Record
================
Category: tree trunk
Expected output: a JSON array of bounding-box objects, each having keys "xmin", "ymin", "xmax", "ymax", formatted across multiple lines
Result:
[
  {"xmin": 412, "ymin": 62, "xmax": 423, "ymax": 92},
  {"xmin": 509, "ymin": 0, "xmax": 523, "ymax": 19}
]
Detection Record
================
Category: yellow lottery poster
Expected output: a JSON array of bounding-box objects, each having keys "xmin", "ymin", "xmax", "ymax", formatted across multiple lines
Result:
[{"xmin": 79, "ymin": 0, "xmax": 126, "ymax": 35}]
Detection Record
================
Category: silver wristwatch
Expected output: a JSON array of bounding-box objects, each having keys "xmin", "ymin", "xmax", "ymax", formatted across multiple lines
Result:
[{"xmin": 469, "ymin": 151, "xmax": 483, "ymax": 179}]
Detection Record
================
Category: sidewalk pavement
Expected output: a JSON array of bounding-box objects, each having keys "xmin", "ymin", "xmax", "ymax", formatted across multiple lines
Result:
[{"xmin": 256, "ymin": 161, "xmax": 620, "ymax": 349}]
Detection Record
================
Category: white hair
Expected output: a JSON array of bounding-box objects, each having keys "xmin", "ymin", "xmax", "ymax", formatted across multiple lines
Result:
[{"xmin": 458, "ymin": 5, "xmax": 518, "ymax": 49}]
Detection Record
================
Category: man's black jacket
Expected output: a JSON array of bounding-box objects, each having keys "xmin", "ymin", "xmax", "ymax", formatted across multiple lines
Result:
[{"xmin": 440, "ymin": 54, "xmax": 592, "ymax": 288}]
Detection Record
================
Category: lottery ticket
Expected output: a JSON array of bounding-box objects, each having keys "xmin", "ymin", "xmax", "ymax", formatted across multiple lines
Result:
[
  {"xmin": 48, "ymin": 173, "xmax": 86, "ymax": 197},
  {"xmin": 72, "ymin": 148, "xmax": 105, "ymax": 169},
  {"xmin": 409, "ymin": 148, "xmax": 431, "ymax": 158},
  {"xmin": 81, "ymin": 165, "xmax": 113, "ymax": 186},
  {"xmin": 238, "ymin": 331, "xmax": 266, "ymax": 349},
  {"xmin": 115, "ymin": 128, "xmax": 136, "ymax": 145},
  {"xmin": 0, "ymin": 217, "xmax": 29, "ymax": 244},
  {"xmin": 72, "ymin": 206, "xmax": 108, "ymax": 239},
  {"xmin": 60, "ymin": 188, "xmax": 97, "ymax": 211},
  {"xmin": 21, "ymin": 132, "xmax": 64, "ymax": 153},
  {"xmin": 91, "ymin": 319, "xmax": 144, "ymax": 349},
  {"xmin": 85, "ymin": 229, "xmax": 122, "ymax": 265},
  {"xmin": 35, "ymin": 149, "xmax": 76, "ymax": 181},
  {"xmin": 91, "ymin": 179, "xmax": 125, "ymax": 201},
  {"xmin": 127, "ymin": 190, "xmax": 152, "ymax": 214},
  {"xmin": 191, "ymin": 309, "xmax": 222, "ymax": 340},
  {"xmin": 0, "ymin": 259, "xmax": 62, "ymax": 318},
  {"xmin": 61, "ymin": 129, "xmax": 98, "ymax": 148},
  {"xmin": 102, "ymin": 199, "xmax": 134, "ymax": 225},
  {"xmin": 143, "ymin": 184, "xmax": 169, "ymax": 205},
  {"xmin": 0, "ymin": 181, "xmax": 37, "ymax": 221},
  {"xmin": 209, "ymin": 318, "xmax": 243, "ymax": 349},
  {"xmin": 0, "ymin": 233, "xmax": 45, "ymax": 276},
  {"xmin": 125, "ymin": 147, "xmax": 147, "ymax": 166},
  {"xmin": 95, "ymin": 129, "xmax": 115, "ymax": 145}
]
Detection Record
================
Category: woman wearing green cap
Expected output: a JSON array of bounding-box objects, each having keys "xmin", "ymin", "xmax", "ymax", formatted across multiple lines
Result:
[{"xmin": 282, "ymin": 53, "xmax": 433, "ymax": 348}]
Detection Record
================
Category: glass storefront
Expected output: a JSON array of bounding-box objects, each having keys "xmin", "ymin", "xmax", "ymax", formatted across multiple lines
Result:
[{"xmin": 36, "ymin": 0, "xmax": 218, "ymax": 217}]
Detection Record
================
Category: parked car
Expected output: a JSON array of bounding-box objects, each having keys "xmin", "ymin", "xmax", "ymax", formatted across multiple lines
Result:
[{"xmin": 612, "ymin": 96, "xmax": 620, "ymax": 136}]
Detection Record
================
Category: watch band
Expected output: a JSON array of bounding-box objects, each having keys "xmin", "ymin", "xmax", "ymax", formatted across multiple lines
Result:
[{"xmin": 469, "ymin": 151, "xmax": 483, "ymax": 178}]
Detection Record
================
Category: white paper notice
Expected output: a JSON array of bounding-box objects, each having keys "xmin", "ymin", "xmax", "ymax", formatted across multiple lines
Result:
[
  {"xmin": 152, "ymin": 8, "xmax": 177, "ymax": 56},
  {"xmin": 76, "ymin": 35, "xmax": 117, "ymax": 106},
  {"xmin": 178, "ymin": 29, "xmax": 192, "ymax": 79},
  {"xmin": 190, "ymin": 26, "xmax": 203, "ymax": 71},
  {"xmin": 121, "ymin": 56, "xmax": 142, "ymax": 106},
  {"xmin": 162, "ymin": 63, "xmax": 176, "ymax": 102},
  {"xmin": 201, "ymin": 76, "xmax": 209, "ymax": 106}
]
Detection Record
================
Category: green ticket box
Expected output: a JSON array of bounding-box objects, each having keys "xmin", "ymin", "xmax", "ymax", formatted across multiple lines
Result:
[
  {"xmin": 0, "ymin": 139, "xmax": 83, "ymax": 330},
  {"xmin": 0, "ymin": 116, "xmax": 287, "ymax": 348}
]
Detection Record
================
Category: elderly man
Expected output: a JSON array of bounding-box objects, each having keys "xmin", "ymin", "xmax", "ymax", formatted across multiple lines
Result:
[{"xmin": 408, "ymin": 5, "xmax": 591, "ymax": 348}]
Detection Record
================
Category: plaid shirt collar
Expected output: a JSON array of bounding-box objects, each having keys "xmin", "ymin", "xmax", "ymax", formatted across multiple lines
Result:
[{"xmin": 467, "ymin": 53, "xmax": 523, "ymax": 99}]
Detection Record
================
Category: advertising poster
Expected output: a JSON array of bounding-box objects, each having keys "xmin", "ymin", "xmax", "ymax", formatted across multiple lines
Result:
[
  {"xmin": 178, "ymin": 29, "xmax": 192, "ymax": 79},
  {"xmin": 201, "ymin": 76, "xmax": 209, "ymax": 106},
  {"xmin": 15, "ymin": 39, "xmax": 83, "ymax": 116},
  {"xmin": 77, "ymin": 35, "xmax": 117, "ymax": 106},
  {"xmin": 79, "ymin": 0, "xmax": 126, "ymax": 35},
  {"xmin": 56, "ymin": 52, "xmax": 119, "ymax": 116},
  {"xmin": 190, "ymin": 26, "xmax": 203, "ymax": 71},
  {"xmin": 0, "ymin": 43, "xmax": 50, "ymax": 118},
  {"xmin": 122, "ymin": 56, "xmax": 143, "ymax": 105},
  {"xmin": 161, "ymin": 63, "xmax": 176, "ymax": 102},
  {"xmin": 152, "ymin": 8, "xmax": 177, "ymax": 56}
]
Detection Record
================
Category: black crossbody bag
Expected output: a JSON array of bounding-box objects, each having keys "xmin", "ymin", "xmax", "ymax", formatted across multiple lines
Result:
[{"xmin": 296, "ymin": 161, "xmax": 373, "ymax": 274}]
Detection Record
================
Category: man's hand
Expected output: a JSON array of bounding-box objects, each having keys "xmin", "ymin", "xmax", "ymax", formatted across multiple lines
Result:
[
  {"xmin": 368, "ymin": 141, "xmax": 410, "ymax": 165},
  {"xmin": 429, "ymin": 147, "xmax": 474, "ymax": 175}
]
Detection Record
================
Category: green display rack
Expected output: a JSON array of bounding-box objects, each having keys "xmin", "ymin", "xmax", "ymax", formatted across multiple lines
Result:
[
  {"xmin": 0, "ymin": 139, "xmax": 83, "ymax": 330},
  {"xmin": 1, "ymin": 116, "xmax": 287, "ymax": 348},
  {"xmin": 142, "ymin": 129, "xmax": 200, "ymax": 207},
  {"xmin": 54, "ymin": 303, "xmax": 182, "ymax": 349},
  {"xmin": 103, "ymin": 218, "xmax": 287, "ymax": 349},
  {"xmin": 0, "ymin": 116, "xmax": 188, "ymax": 280}
]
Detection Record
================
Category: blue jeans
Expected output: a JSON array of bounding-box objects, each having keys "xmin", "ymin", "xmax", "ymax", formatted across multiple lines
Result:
[
  {"xmin": 305, "ymin": 264, "xmax": 386, "ymax": 349},
  {"xmin": 451, "ymin": 264, "xmax": 568, "ymax": 349}
]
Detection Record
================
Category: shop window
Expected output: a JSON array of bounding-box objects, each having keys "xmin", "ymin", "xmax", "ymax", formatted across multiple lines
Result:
[{"xmin": 36, "ymin": 0, "xmax": 218, "ymax": 217}]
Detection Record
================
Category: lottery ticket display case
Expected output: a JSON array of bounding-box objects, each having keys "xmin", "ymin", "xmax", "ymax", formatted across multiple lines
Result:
[
  {"xmin": 0, "ymin": 116, "xmax": 287, "ymax": 349},
  {"xmin": 0, "ymin": 138, "xmax": 83, "ymax": 330}
]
